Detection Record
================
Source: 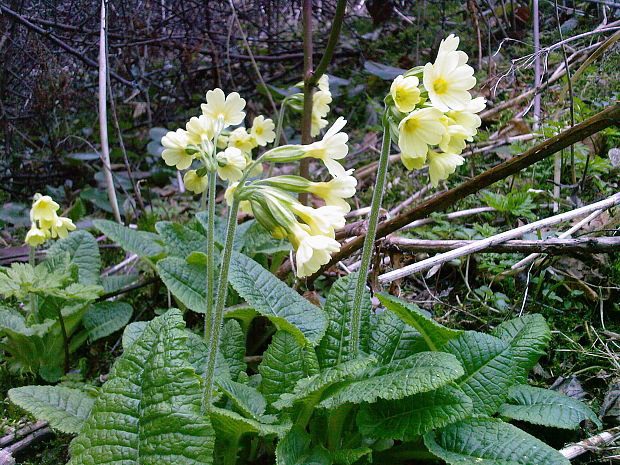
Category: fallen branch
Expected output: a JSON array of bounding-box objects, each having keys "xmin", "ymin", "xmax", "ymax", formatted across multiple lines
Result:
[
  {"xmin": 0, "ymin": 426, "xmax": 52, "ymax": 465},
  {"xmin": 378, "ymin": 193, "xmax": 620, "ymax": 283},
  {"xmin": 560, "ymin": 426, "xmax": 620, "ymax": 459},
  {"xmin": 304, "ymin": 102, "xmax": 620, "ymax": 285},
  {"xmin": 385, "ymin": 236, "xmax": 620, "ymax": 254},
  {"xmin": 0, "ymin": 421, "xmax": 47, "ymax": 448}
]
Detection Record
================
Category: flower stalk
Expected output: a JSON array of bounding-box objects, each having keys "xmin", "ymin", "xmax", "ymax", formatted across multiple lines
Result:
[{"xmin": 349, "ymin": 112, "xmax": 390, "ymax": 360}]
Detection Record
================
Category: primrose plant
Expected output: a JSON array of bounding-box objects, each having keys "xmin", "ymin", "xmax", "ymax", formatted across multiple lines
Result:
[{"xmin": 8, "ymin": 35, "xmax": 600, "ymax": 465}]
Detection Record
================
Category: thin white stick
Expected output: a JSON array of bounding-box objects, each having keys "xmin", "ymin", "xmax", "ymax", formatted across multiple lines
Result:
[
  {"xmin": 378, "ymin": 193, "xmax": 620, "ymax": 283},
  {"xmin": 99, "ymin": 0, "xmax": 122, "ymax": 223},
  {"xmin": 404, "ymin": 206, "xmax": 496, "ymax": 229},
  {"xmin": 560, "ymin": 427, "xmax": 620, "ymax": 459},
  {"xmin": 510, "ymin": 207, "xmax": 605, "ymax": 270},
  {"xmin": 533, "ymin": 0, "xmax": 541, "ymax": 130}
]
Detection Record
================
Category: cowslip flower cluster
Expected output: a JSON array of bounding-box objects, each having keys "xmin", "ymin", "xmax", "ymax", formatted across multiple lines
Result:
[
  {"xmin": 387, "ymin": 34, "xmax": 486, "ymax": 186},
  {"xmin": 161, "ymin": 89, "xmax": 276, "ymax": 194},
  {"xmin": 24, "ymin": 194, "xmax": 76, "ymax": 247},
  {"xmin": 285, "ymin": 75, "xmax": 333, "ymax": 137},
  {"xmin": 161, "ymin": 88, "xmax": 356, "ymax": 278}
]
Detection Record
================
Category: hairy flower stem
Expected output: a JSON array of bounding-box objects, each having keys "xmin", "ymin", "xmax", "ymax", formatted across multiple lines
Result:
[
  {"xmin": 349, "ymin": 117, "xmax": 390, "ymax": 360},
  {"xmin": 28, "ymin": 247, "xmax": 38, "ymax": 317},
  {"xmin": 203, "ymin": 169, "xmax": 217, "ymax": 347},
  {"xmin": 202, "ymin": 196, "xmax": 240, "ymax": 410}
]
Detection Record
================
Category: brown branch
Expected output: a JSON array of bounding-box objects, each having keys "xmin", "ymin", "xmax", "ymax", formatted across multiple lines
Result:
[{"xmin": 304, "ymin": 102, "xmax": 620, "ymax": 285}]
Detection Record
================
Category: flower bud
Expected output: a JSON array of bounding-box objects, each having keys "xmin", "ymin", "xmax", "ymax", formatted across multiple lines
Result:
[
  {"xmin": 261, "ymin": 145, "xmax": 305, "ymax": 163},
  {"xmin": 258, "ymin": 175, "xmax": 312, "ymax": 193}
]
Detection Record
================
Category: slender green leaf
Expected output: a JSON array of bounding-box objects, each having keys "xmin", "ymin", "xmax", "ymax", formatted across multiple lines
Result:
[
  {"xmin": 444, "ymin": 331, "xmax": 516, "ymax": 415},
  {"xmin": 216, "ymin": 377, "xmax": 274, "ymax": 423},
  {"xmin": 8, "ymin": 385, "xmax": 95, "ymax": 434},
  {"xmin": 155, "ymin": 221, "xmax": 208, "ymax": 259},
  {"xmin": 424, "ymin": 417, "xmax": 570, "ymax": 465},
  {"xmin": 93, "ymin": 219, "xmax": 163, "ymax": 258},
  {"xmin": 498, "ymin": 384, "xmax": 602, "ymax": 429},
  {"xmin": 228, "ymin": 252, "xmax": 327, "ymax": 345},
  {"xmin": 82, "ymin": 301, "xmax": 133, "ymax": 342},
  {"xmin": 369, "ymin": 310, "xmax": 429, "ymax": 363},
  {"xmin": 492, "ymin": 314, "xmax": 551, "ymax": 383},
  {"xmin": 157, "ymin": 256, "xmax": 207, "ymax": 313},
  {"xmin": 220, "ymin": 320, "xmax": 246, "ymax": 381},
  {"xmin": 47, "ymin": 230, "xmax": 101, "ymax": 285},
  {"xmin": 357, "ymin": 384, "xmax": 473, "ymax": 440},
  {"xmin": 317, "ymin": 273, "xmax": 371, "ymax": 368},
  {"xmin": 210, "ymin": 407, "xmax": 290, "ymax": 439},
  {"xmin": 259, "ymin": 331, "xmax": 308, "ymax": 405},
  {"xmin": 377, "ymin": 293, "xmax": 461, "ymax": 350},
  {"xmin": 68, "ymin": 310, "xmax": 215, "ymax": 465}
]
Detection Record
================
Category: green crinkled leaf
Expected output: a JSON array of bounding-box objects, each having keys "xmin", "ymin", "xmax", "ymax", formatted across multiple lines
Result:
[
  {"xmin": 320, "ymin": 351, "xmax": 464, "ymax": 409},
  {"xmin": 68, "ymin": 310, "xmax": 215, "ymax": 465},
  {"xmin": 276, "ymin": 427, "xmax": 330, "ymax": 465},
  {"xmin": 216, "ymin": 377, "xmax": 275, "ymax": 423},
  {"xmin": 492, "ymin": 314, "xmax": 551, "ymax": 383},
  {"xmin": 330, "ymin": 447, "xmax": 372, "ymax": 465},
  {"xmin": 155, "ymin": 221, "xmax": 208, "ymax": 259},
  {"xmin": 185, "ymin": 331, "xmax": 231, "ymax": 380},
  {"xmin": 228, "ymin": 252, "xmax": 327, "ymax": 346},
  {"xmin": 225, "ymin": 306, "xmax": 258, "ymax": 333},
  {"xmin": 0, "ymin": 262, "xmax": 69, "ymax": 299},
  {"xmin": 273, "ymin": 358, "xmax": 374, "ymax": 410},
  {"xmin": 47, "ymin": 230, "xmax": 101, "ymax": 285},
  {"xmin": 82, "ymin": 301, "xmax": 133, "ymax": 342},
  {"xmin": 259, "ymin": 331, "xmax": 308, "ymax": 405},
  {"xmin": 369, "ymin": 310, "xmax": 429, "ymax": 363},
  {"xmin": 122, "ymin": 321, "xmax": 148, "ymax": 350},
  {"xmin": 423, "ymin": 417, "xmax": 570, "ymax": 465},
  {"xmin": 157, "ymin": 256, "xmax": 207, "ymax": 313},
  {"xmin": 47, "ymin": 282, "xmax": 103, "ymax": 301},
  {"xmin": 220, "ymin": 320, "xmax": 246, "ymax": 381},
  {"xmin": 377, "ymin": 293, "xmax": 461, "ymax": 350},
  {"xmin": 357, "ymin": 384, "xmax": 473, "ymax": 440},
  {"xmin": 0, "ymin": 305, "xmax": 85, "ymax": 381},
  {"xmin": 498, "ymin": 384, "xmax": 602, "ymax": 429},
  {"xmin": 444, "ymin": 331, "xmax": 516, "ymax": 416},
  {"xmin": 8, "ymin": 385, "xmax": 95, "ymax": 434},
  {"xmin": 100, "ymin": 274, "xmax": 139, "ymax": 294},
  {"xmin": 210, "ymin": 407, "xmax": 290, "ymax": 439},
  {"xmin": 93, "ymin": 219, "xmax": 163, "ymax": 258},
  {"xmin": 316, "ymin": 273, "xmax": 371, "ymax": 368}
]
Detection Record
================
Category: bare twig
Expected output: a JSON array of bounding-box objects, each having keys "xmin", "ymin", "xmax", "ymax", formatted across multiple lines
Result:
[
  {"xmin": 378, "ymin": 193, "xmax": 620, "ymax": 283},
  {"xmin": 560, "ymin": 427, "xmax": 620, "ymax": 459}
]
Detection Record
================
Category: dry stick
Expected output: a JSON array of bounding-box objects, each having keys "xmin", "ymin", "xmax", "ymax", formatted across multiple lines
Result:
[
  {"xmin": 378, "ymin": 193, "xmax": 620, "ymax": 283},
  {"xmin": 560, "ymin": 427, "xmax": 620, "ymax": 459},
  {"xmin": 299, "ymin": 0, "xmax": 314, "ymax": 205},
  {"xmin": 509, "ymin": 207, "xmax": 606, "ymax": 272},
  {"xmin": 386, "ymin": 236, "xmax": 620, "ymax": 254},
  {"xmin": 98, "ymin": 0, "xmax": 122, "ymax": 224},
  {"xmin": 403, "ymin": 206, "xmax": 497, "ymax": 229},
  {"xmin": 0, "ymin": 426, "xmax": 52, "ymax": 465},
  {"xmin": 0, "ymin": 421, "xmax": 47, "ymax": 448},
  {"xmin": 305, "ymin": 102, "xmax": 620, "ymax": 285},
  {"xmin": 0, "ymin": 4, "xmax": 134, "ymax": 87},
  {"xmin": 389, "ymin": 185, "xmax": 431, "ymax": 216}
]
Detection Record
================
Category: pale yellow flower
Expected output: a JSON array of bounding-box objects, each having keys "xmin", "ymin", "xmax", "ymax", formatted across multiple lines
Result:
[
  {"xmin": 183, "ymin": 170, "xmax": 209, "ymax": 194},
  {"xmin": 317, "ymin": 74, "xmax": 330, "ymax": 92},
  {"xmin": 250, "ymin": 115, "xmax": 276, "ymax": 146},
  {"xmin": 390, "ymin": 75, "xmax": 421, "ymax": 113},
  {"xmin": 428, "ymin": 150, "xmax": 464, "ymax": 187},
  {"xmin": 398, "ymin": 107, "xmax": 445, "ymax": 168},
  {"xmin": 437, "ymin": 34, "xmax": 460, "ymax": 55},
  {"xmin": 201, "ymin": 88, "xmax": 246, "ymax": 128},
  {"xmin": 288, "ymin": 223, "xmax": 340, "ymax": 278},
  {"xmin": 50, "ymin": 216, "xmax": 76, "ymax": 239},
  {"xmin": 446, "ymin": 97, "xmax": 486, "ymax": 139},
  {"xmin": 439, "ymin": 120, "xmax": 469, "ymax": 155},
  {"xmin": 161, "ymin": 128, "xmax": 193, "ymax": 170},
  {"xmin": 290, "ymin": 203, "xmax": 346, "ymax": 237},
  {"xmin": 228, "ymin": 127, "xmax": 257, "ymax": 153},
  {"xmin": 242, "ymin": 152, "xmax": 263, "ymax": 177},
  {"xmin": 225, "ymin": 183, "xmax": 253, "ymax": 214},
  {"xmin": 301, "ymin": 117, "xmax": 349, "ymax": 177},
  {"xmin": 311, "ymin": 90, "xmax": 332, "ymax": 137},
  {"xmin": 307, "ymin": 171, "xmax": 357, "ymax": 213},
  {"xmin": 185, "ymin": 115, "xmax": 215, "ymax": 146},
  {"xmin": 423, "ymin": 50, "xmax": 476, "ymax": 112},
  {"xmin": 30, "ymin": 194, "xmax": 59, "ymax": 222},
  {"xmin": 25, "ymin": 223, "xmax": 48, "ymax": 247},
  {"xmin": 216, "ymin": 147, "xmax": 247, "ymax": 182}
]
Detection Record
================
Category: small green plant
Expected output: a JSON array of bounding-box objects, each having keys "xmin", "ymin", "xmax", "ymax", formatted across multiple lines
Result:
[{"xmin": 0, "ymin": 196, "xmax": 133, "ymax": 381}]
